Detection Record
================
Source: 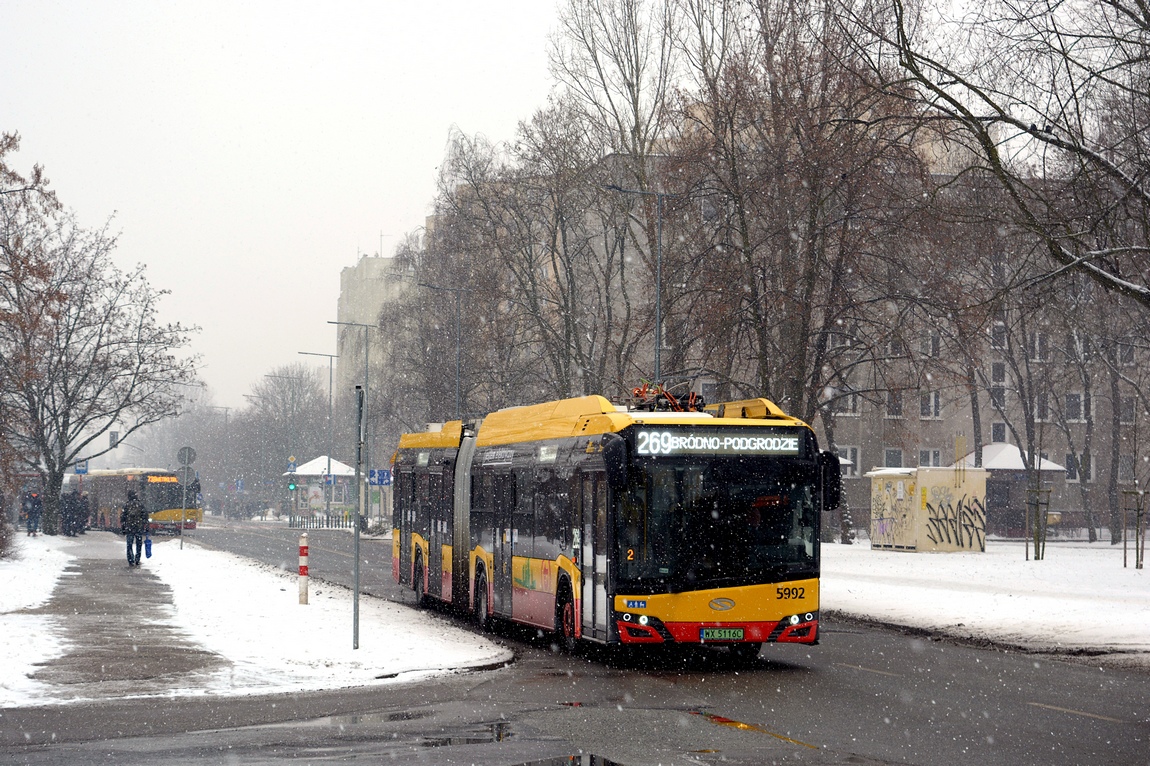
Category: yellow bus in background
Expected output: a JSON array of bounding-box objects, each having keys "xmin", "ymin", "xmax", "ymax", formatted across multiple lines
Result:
[{"xmin": 66, "ymin": 468, "xmax": 201, "ymax": 534}]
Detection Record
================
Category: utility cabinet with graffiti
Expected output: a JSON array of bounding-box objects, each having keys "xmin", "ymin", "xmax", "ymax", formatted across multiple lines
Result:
[{"xmin": 866, "ymin": 467, "xmax": 989, "ymax": 552}]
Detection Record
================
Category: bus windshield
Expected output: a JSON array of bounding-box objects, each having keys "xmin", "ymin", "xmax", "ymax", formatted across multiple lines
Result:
[
  {"xmin": 616, "ymin": 456, "xmax": 818, "ymax": 591},
  {"xmin": 145, "ymin": 481, "xmax": 194, "ymax": 513}
]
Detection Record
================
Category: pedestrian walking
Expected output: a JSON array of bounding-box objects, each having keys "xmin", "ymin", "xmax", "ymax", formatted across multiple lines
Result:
[
  {"xmin": 120, "ymin": 490, "xmax": 148, "ymax": 567},
  {"xmin": 24, "ymin": 492, "xmax": 42, "ymax": 537}
]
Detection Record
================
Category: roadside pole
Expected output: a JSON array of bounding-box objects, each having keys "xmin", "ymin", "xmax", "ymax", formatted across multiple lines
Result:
[
  {"xmin": 299, "ymin": 532, "xmax": 309, "ymax": 605},
  {"xmin": 177, "ymin": 447, "xmax": 196, "ymax": 550},
  {"xmin": 353, "ymin": 385, "xmax": 365, "ymax": 649}
]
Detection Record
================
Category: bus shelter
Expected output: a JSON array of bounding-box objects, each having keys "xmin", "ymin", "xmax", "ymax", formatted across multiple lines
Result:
[{"xmin": 284, "ymin": 456, "xmax": 354, "ymax": 513}]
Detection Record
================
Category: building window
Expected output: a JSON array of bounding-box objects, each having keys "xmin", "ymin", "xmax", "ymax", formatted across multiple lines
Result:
[
  {"xmin": 839, "ymin": 446, "xmax": 859, "ymax": 478},
  {"xmin": 990, "ymin": 386, "xmax": 1005, "ymax": 409},
  {"xmin": 1065, "ymin": 454, "xmax": 1093, "ymax": 483},
  {"xmin": 1065, "ymin": 392, "xmax": 1091, "ymax": 422},
  {"xmin": 884, "ymin": 448, "xmax": 904, "ymax": 468},
  {"xmin": 920, "ymin": 391, "xmax": 941, "ymax": 419},
  {"xmin": 1119, "ymin": 396, "xmax": 1136, "ymax": 425},
  {"xmin": 990, "ymin": 362, "xmax": 1006, "ymax": 409},
  {"xmin": 1118, "ymin": 455, "xmax": 1136, "ymax": 484},
  {"xmin": 1118, "ymin": 338, "xmax": 1136, "ymax": 366},
  {"xmin": 1065, "ymin": 332, "xmax": 1085, "ymax": 361},
  {"xmin": 919, "ymin": 449, "xmax": 941, "ymax": 467},
  {"xmin": 1027, "ymin": 331, "xmax": 1048, "ymax": 361},
  {"xmin": 1035, "ymin": 392, "xmax": 1049, "ymax": 422},
  {"xmin": 992, "ymin": 422, "xmax": 1007, "ymax": 442},
  {"xmin": 991, "ymin": 323, "xmax": 1007, "ymax": 350},
  {"xmin": 922, "ymin": 332, "xmax": 941, "ymax": 358},
  {"xmin": 886, "ymin": 390, "xmax": 903, "ymax": 418},
  {"xmin": 831, "ymin": 387, "xmax": 859, "ymax": 416}
]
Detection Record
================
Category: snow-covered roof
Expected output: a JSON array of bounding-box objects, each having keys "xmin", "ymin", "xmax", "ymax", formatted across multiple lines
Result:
[
  {"xmin": 863, "ymin": 467, "xmax": 916, "ymax": 478},
  {"xmin": 285, "ymin": 456, "xmax": 355, "ymax": 477},
  {"xmin": 953, "ymin": 443, "xmax": 1065, "ymax": 472}
]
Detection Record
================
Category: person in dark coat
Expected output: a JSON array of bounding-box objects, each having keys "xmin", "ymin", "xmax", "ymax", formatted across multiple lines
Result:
[
  {"xmin": 25, "ymin": 492, "xmax": 42, "ymax": 537},
  {"xmin": 61, "ymin": 491, "xmax": 80, "ymax": 536},
  {"xmin": 120, "ymin": 490, "xmax": 148, "ymax": 567}
]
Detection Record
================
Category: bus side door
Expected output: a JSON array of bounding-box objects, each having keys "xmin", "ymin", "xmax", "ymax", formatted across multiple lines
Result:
[{"xmin": 492, "ymin": 472, "xmax": 514, "ymax": 617}]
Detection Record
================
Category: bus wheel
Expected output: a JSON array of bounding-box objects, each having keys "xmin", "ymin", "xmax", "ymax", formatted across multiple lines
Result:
[
  {"xmin": 555, "ymin": 583, "xmax": 576, "ymax": 652},
  {"xmin": 412, "ymin": 555, "xmax": 425, "ymax": 608},
  {"xmin": 731, "ymin": 642, "xmax": 762, "ymax": 663},
  {"xmin": 475, "ymin": 571, "xmax": 490, "ymax": 631}
]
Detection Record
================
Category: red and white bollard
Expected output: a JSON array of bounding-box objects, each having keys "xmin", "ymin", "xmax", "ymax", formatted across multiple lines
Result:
[{"xmin": 298, "ymin": 532, "xmax": 309, "ymax": 605}]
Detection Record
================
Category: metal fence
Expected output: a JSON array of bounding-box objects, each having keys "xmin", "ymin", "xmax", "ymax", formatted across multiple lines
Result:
[{"xmin": 289, "ymin": 514, "xmax": 356, "ymax": 530}]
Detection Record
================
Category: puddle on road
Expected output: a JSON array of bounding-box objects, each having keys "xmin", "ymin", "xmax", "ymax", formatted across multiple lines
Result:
[
  {"xmin": 420, "ymin": 720, "xmax": 510, "ymax": 747},
  {"xmin": 513, "ymin": 758, "xmax": 626, "ymax": 765},
  {"xmin": 326, "ymin": 709, "xmax": 431, "ymax": 726}
]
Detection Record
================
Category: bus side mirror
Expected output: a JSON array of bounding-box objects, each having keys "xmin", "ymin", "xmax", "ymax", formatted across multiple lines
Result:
[
  {"xmin": 819, "ymin": 451, "xmax": 842, "ymax": 510},
  {"xmin": 602, "ymin": 433, "xmax": 628, "ymax": 493}
]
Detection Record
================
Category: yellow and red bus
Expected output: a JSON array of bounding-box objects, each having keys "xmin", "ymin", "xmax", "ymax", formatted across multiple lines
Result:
[
  {"xmin": 65, "ymin": 468, "xmax": 202, "ymax": 534},
  {"xmin": 392, "ymin": 394, "xmax": 840, "ymax": 657}
]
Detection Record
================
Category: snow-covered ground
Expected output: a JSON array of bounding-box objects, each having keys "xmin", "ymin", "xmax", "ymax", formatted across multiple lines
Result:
[
  {"xmin": 1, "ymin": 532, "xmax": 1146, "ymax": 709},
  {"xmin": 820, "ymin": 539, "xmax": 1150, "ymax": 664},
  {"xmin": 0, "ymin": 533, "xmax": 511, "ymax": 707}
]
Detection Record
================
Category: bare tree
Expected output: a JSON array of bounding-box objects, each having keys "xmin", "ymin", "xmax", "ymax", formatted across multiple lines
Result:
[
  {"xmin": 854, "ymin": 0, "xmax": 1150, "ymax": 308},
  {"xmin": 0, "ymin": 200, "xmax": 196, "ymax": 534},
  {"xmin": 0, "ymin": 133, "xmax": 60, "ymax": 501},
  {"xmin": 669, "ymin": 0, "xmax": 929, "ymax": 422}
]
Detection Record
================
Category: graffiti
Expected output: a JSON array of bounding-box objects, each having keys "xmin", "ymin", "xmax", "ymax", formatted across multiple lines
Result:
[
  {"xmin": 870, "ymin": 480, "xmax": 915, "ymax": 549},
  {"xmin": 925, "ymin": 489, "xmax": 986, "ymax": 551}
]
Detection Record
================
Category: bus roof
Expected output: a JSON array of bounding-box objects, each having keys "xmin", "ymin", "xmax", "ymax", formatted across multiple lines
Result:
[
  {"xmin": 395, "ymin": 396, "xmax": 811, "ymax": 451},
  {"xmin": 473, "ymin": 396, "xmax": 811, "ymax": 448}
]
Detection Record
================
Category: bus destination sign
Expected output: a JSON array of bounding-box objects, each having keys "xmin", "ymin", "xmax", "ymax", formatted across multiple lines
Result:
[{"xmin": 635, "ymin": 429, "xmax": 802, "ymax": 457}]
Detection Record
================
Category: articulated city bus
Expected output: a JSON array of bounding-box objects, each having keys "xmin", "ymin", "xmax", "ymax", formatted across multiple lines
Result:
[
  {"xmin": 66, "ymin": 468, "xmax": 202, "ymax": 534},
  {"xmin": 392, "ymin": 394, "xmax": 840, "ymax": 656}
]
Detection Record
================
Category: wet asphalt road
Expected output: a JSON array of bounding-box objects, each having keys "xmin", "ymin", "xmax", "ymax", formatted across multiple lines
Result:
[{"xmin": 2, "ymin": 519, "xmax": 1147, "ymax": 765}]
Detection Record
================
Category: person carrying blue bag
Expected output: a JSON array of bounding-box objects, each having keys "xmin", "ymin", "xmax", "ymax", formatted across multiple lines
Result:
[{"xmin": 120, "ymin": 490, "xmax": 149, "ymax": 568}]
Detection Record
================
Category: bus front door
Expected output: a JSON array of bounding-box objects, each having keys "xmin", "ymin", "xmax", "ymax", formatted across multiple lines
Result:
[
  {"xmin": 581, "ymin": 472, "xmax": 609, "ymax": 641},
  {"xmin": 397, "ymin": 471, "xmax": 412, "ymax": 585}
]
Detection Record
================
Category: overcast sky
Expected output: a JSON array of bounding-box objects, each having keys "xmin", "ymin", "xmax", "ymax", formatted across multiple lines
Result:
[{"xmin": 1, "ymin": 1, "xmax": 557, "ymax": 408}]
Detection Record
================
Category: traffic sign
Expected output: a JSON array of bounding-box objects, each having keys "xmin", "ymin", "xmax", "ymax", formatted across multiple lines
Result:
[
  {"xmin": 177, "ymin": 466, "xmax": 195, "ymax": 485},
  {"xmin": 177, "ymin": 446, "xmax": 196, "ymax": 466},
  {"xmin": 369, "ymin": 469, "xmax": 392, "ymax": 486},
  {"xmin": 287, "ymin": 459, "xmax": 298, "ymax": 472}
]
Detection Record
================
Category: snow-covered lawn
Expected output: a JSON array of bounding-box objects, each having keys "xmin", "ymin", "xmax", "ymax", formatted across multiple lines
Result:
[{"xmin": 822, "ymin": 539, "xmax": 1150, "ymax": 663}]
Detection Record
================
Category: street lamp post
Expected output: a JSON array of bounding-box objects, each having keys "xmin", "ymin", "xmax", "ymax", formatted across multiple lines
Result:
[
  {"xmin": 299, "ymin": 351, "xmax": 337, "ymax": 517},
  {"xmin": 606, "ymin": 184, "xmax": 674, "ymax": 385}
]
